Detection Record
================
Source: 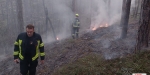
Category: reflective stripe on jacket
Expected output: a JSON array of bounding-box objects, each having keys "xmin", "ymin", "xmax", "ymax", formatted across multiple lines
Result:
[
  {"xmin": 13, "ymin": 32, "xmax": 45, "ymax": 61},
  {"xmin": 73, "ymin": 18, "xmax": 80, "ymax": 28}
]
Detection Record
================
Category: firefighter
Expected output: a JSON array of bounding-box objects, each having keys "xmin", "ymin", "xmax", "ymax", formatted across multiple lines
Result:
[
  {"xmin": 72, "ymin": 14, "xmax": 80, "ymax": 39},
  {"xmin": 13, "ymin": 24, "xmax": 45, "ymax": 75}
]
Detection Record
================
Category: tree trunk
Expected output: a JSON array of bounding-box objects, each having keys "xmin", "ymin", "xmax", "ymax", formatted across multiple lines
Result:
[
  {"xmin": 72, "ymin": 0, "xmax": 76, "ymax": 13},
  {"xmin": 135, "ymin": 0, "xmax": 140, "ymax": 18},
  {"xmin": 0, "ymin": 2, "xmax": 4, "ymax": 20},
  {"xmin": 120, "ymin": 0, "xmax": 131, "ymax": 39},
  {"xmin": 43, "ymin": 0, "xmax": 56, "ymax": 40},
  {"xmin": 133, "ymin": 0, "xmax": 141, "ymax": 18},
  {"xmin": 135, "ymin": 0, "xmax": 150, "ymax": 53},
  {"xmin": 16, "ymin": 0, "xmax": 24, "ymax": 32}
]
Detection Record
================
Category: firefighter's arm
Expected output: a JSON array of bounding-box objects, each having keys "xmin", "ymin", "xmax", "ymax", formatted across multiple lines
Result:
[
  {"xmin": 39, "ymin": 35, "xmax": 45, "ymax": 60},
  {"xmin": 13, "ymin": 35, "xmax": 19, "ymax": 60},
  {"xmin": 78, "ymin": 21, "xmax": 80, "ymax": 28},
  {"xmin": 72, "ymin": 20, "xmax": 77, "ymax": 27},
  {"xmin": 72, "ymin": 22, "xmax": 76, "ymax": 27},
  {"xmin": 77, "ymin": 18, "xmax": 80, "ymax": 28}
]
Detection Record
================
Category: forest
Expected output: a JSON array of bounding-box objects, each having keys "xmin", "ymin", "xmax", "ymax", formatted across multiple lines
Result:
[{"xmin": 0, "ymin": 0, "xmax": 150, "ymax": 75}]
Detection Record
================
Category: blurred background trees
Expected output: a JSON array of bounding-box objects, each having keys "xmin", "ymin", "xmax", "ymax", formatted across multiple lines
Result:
[{"xmin": 0, "ymin": 0, "xmax": 148, "ymax": 55}]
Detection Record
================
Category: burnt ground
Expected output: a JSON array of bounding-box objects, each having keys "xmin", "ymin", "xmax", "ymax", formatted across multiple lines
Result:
[{"xmin": 0, "ymin": 20, "xmax": 139, "ymax": 75}]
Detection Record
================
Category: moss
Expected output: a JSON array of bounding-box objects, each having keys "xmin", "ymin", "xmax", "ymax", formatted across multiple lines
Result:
[{"xmin": 52, "ymin": 51, "xmax": 150, "ymax": 75}]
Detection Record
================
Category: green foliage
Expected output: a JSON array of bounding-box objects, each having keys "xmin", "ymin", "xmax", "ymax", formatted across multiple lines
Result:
[{"xmin": 52, "ymin": 51, "xmax": 150, "ymax": 75}]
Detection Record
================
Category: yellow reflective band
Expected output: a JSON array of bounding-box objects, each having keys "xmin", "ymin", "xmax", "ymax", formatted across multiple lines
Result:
[
  {"xmin": 32, "ymin": 41, "xmax": 40, "ymax": 61},
  {"xmin": 40, "ymin": 52, "xmax": 45, "ymax": 56},
  {"xmin": 18, "ymin": 40, "xmax": 24, "ymax": 60},
  {"xmin": 32, "ymin": 54, "xmax": 39, "ymax": 61},
  {"xmin": 13, "ymin": 51, "xmax": 19, "ymax": 55},
  {"xmin": 19, "ymin": 40, "xmax": 22, "ymax": 45},
  {"xmin": 19, "ymin": 53, "xmax": 24, "ymax": 60},
  {"xmin": 40, "ymin": 43, "xmax": 44, "ymax": 47},
  {"xmin": 76, "ymin": 32, "xmax": 79, "ymax": 33},
  {"xmin": 14, "ymin": 41, "xmax": 19, "ymax": 45},
  {"xmin": 73, "ymin": 24, "xmax": 79, "ymax": 27},
  {"xmin": 77, "ymin": 22, "xmax": 80, "ymax": 24},
  {"xmin": 73, "ymin": 25, "xmax": 78, "ymax": 27}
]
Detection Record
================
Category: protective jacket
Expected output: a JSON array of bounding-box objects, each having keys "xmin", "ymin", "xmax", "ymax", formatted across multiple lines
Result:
[
  {"xmin": 13, "ymin": 32, "xmax": 45, "ymax": 61},
  {"xmin": 72, "ymin": 18, "xmax": 80, "ymax": 28}
]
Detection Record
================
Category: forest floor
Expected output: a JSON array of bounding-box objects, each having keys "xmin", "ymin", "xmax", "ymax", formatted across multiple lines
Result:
[{"xmin": 0, "ymin": 19, "xmax": 150, "ymax": 75}]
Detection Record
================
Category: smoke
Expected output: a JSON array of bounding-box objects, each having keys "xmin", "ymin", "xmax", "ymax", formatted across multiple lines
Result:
[
  {"xmin": 43, "ymin": 0, "xmax": 123, "ymax": 43},
  {"xmin": 43, "ymin": 0, "xmax": 74, "ymax": 43},
  {"xmin": 0, "ymin": 0, "xmax": 138, "ymax": 63},
  {"xmin": 90, "ymin": 0, "xmax": 123, "ymax": 28},
  {"xmin": 87, "ymin": 0, "xmax": 136, "ymax": 60},
  {"xmin": 42, "ymin": 0, "xmax": 136, "ymax": 44}
]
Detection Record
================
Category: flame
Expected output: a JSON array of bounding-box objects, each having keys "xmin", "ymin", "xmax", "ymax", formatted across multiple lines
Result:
[
  {"xmin": 105, "ymin": 23, "xmax": 108, "ymax": 27},
  {"xmin": 92, "ymin": 27, "xmax": 96, "ymax": 31},
  {"xmin": 56, "ymin": 37, "xmax": 59, "ymax": 40},
  {"xmin": 99, "ymin": 25, "xmax": 103, "ymax": 27},
  {"xmin": 99, "ymin": 23, "xmax": 109, "ymax": 28},
  {"xmin": 91, "ymin": 23, "xmax": 109, "ymax": 31}
]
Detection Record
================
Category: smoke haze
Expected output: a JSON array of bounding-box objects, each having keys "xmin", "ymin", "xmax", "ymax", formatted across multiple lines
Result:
[{"xmin": 0, "ymin": 0, "xmax": 136, "ymax": 59}]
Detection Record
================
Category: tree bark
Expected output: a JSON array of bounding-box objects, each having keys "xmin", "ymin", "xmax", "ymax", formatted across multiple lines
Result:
[
  {"xmin": 135, "ymin": 0, "xmax": 150, "ymax": 53},
  {"xmin": 0, "ymin": 2, "xmax": 4, "ymax": 20},
  {"xmin": 16, "ymin": 0, "xmax": 24, "ymax": 32},
  {"xmin": 135, "ymin": 0, "xmax": 140, "ymax": 18},
  {"xmin": 43, "ymin": 0, "xmax": 56, "ymax": 40},
  {"xmin": 72, "ymin": 0, "xmax": 76, "ymax": 13},
  {"xmin": 120, "ymin": 0, "xmax": 131, "ymax": 39}
]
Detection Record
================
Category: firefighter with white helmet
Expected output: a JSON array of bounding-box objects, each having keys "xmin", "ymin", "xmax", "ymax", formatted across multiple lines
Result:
[
  {"xmin": 75, "ymin": 14, "xmax": 79, "ymax": 17},
  {"xmin": 72, "ymin": 14, "xmax": 80, "ymax": 39}
]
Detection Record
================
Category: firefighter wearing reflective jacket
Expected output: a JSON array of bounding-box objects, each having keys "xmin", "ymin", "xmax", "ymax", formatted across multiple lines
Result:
[
  {"xmin": 13, "ymin": 24, "xmax": 45, "ymax": 75},
  {"xmin": 72, "ymin": 14, "xmax": 80, "ymax": 39}
]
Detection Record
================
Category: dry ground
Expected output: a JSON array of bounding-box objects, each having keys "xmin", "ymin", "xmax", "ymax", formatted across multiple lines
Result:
[{"xmin": 0, "ymin": 20, "xmax": 143, "ymax": 75}]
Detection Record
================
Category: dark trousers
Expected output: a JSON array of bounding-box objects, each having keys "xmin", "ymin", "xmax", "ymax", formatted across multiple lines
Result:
[
  {"xmin": 20, "ymin": 59, "xmax": 38, "ymax": 75},
  {"xmin": 72, "ymin": 27, "xmax": 79, "ymax": 39}
]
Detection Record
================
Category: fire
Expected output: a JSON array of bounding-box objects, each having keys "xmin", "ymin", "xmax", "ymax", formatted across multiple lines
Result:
[
  {"xmin": 105, "ymin": 23, "xmax": 108, "ymax": 27},
  {"xmin": 56, "ymin": 37, "xmax": 59, "ymax": 40},
  {"xmin": 99, "ymin": 25, "xmax": 103, "ymax": 27},
  {"xmin": 99, "ymin": 23, "xmax": 108, "ymax": 28},
  {"xmin": 92, "ymin": 27, "xmax": 96, "ymax": 31},
  {"xmin": 91, "ymin": 23, "xmax": 109, "ymax": 31}
]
